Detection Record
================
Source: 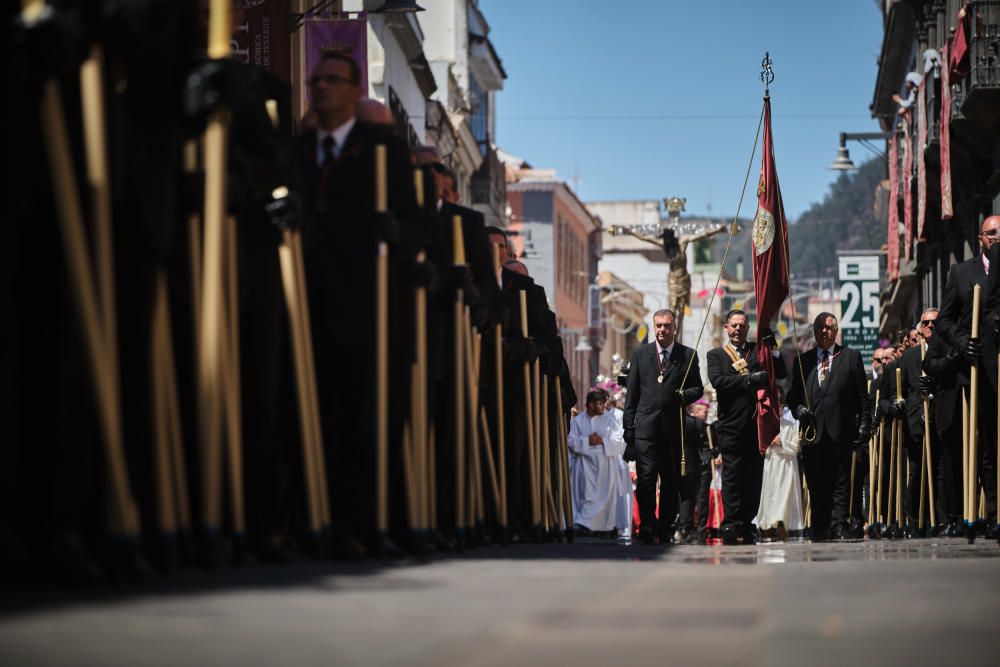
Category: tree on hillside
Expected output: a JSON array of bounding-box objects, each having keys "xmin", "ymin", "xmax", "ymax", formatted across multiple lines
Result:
[{"xmin": 787, "ymin": 158, "xmax": 886, "ymax": 279}]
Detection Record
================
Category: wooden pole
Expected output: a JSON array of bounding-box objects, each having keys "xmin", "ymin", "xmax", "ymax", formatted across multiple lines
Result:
[
  {"xmin": 291, "ymin": 232, "xmax": 330, "ymax": 528},
  {"xmin": 519, "ymin": 291, "xmax": 540, "ymax": 529},
  {"xmin": 968, "ymin": 284, "xmax": 981, "ymax": 539},
  {"xmin": 375, "ymin": 145, "xmax": 390, "ymax": 540},
  {"xmin": 151, "ymin": 276, "xmax": 178, "ymax": 539},
  {"xmin": 36, "ymin": 52, "xmax": 138, "ymax": 536},
  {"xmin": 541, "ymin": 375, "xmax": 552, "ymax": 531},
  {"xmin": 555, "ymin": 377, "xmax": 573, "ymax": 533},
  {"xmin": 278, "ymin": 240, "xmax": 322, "ymax": 536},
  {"xmin": 160, "ymin": 281, "xmax": 192, "ymax": 534},
  {"xmin": 894, "ymin": 367, "xmax": 903, "ymax": 531},
  {"xmin": 869, "ymin": 390, "xmax": 880, "ymax": 529},
  {"xmin": 453, "ymin": 215, "xmax": 466, "ymax": 541},
  {"xmin": 197, "ymin": 0, "xmax": 233, "ymax": 539},
  {"xmin": 464, "ymin": 310, "xmax": 484, "ymax": 533},
  {"xmin": 492, "ymin": 244, "xmax": 508, "ymax": 535},
  {"xmin": 962, "ymin": 391, "xmax": 969, "ymax": 524},
  {"xmin": 920, "ymin": 342, "xmax": 936, "ymax": 529},
  {"xmin": 223, "ymin": 216, "xmax": 245, "ymax": 541}
]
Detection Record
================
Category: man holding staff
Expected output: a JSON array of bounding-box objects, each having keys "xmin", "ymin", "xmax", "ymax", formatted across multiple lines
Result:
[
  {"xmin": 935, "ymin": 216, "xmax": 1000, "ymax": 539},
  {"xmin": 623, "ymin": 309, "xmax": 704, "ymax": 545}
]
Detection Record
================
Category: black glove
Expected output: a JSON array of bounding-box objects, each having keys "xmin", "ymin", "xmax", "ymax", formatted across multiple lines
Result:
[
  {"xmin": 965, "ymin": 337, "xmax": 983, "ymax": 362},
  {"xmin": 406, "ymin": 257, "xmax": 435, "ymax": 288},
  {"xmin": 505, "ymin": 337, "xmax": 538, "ymax": 364},
  {"xmin": 917, "ymin": 375, "xmax": 935, "ymax": 397},
  {"xmin": 858, "ymin": 425, "xmax": 872, "ymax": 444},
  {"xmin": 795, "ymin": 405, "xmax": 813, "ymax": 421},
  {"xmin": 748, "ymin": 370, "xmax": 769, "ymax": 389},
  {"xmin": 623, "ymin": 428, "xmax": 636, "ymax": 462},
  {"xmin": 372, "ymin": 211, "xmax": 400, "ymax": 245},
  {"xmin": 759, "ymin": 328, "xmax": 777, "ymax": 349},
  {"xmin": 675, "ymin": 388, "xmax": 687, "ymax": 405},
  {"xmin": 890, "ymin": 398, "xmax": 907, "ymax": 417}
]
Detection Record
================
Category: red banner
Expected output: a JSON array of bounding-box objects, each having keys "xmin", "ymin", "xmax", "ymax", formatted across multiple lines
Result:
[
  {"xmin": 917, "ymin": 80, "xmax": 927, "ymax": 241},
  {"xmin": 949, "ymin": 3, "xmax": 970, "ymax": 83},
  {"xmin": 941, "ymin": 42, "xmax": 954, "ymax": 220},
  {"xmin": 888, "ymin": 135, "xmax": 900, "ymax": 281},
  {"xmin": 232, "ymin": 0, "xmax": 291, "ymax": 82},
  {"xmin": 902, "ymin": 115, "xmax": 913, "ymax": 260},
  {"xmin": 751, "ymin": 96, "xmax": 789, "ymax": 455}
]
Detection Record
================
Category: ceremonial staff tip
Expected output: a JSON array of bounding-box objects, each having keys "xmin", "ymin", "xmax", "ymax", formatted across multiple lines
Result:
[{"xmin": 760, "ymin": 52, "xmax": 774, "ymax": 97}]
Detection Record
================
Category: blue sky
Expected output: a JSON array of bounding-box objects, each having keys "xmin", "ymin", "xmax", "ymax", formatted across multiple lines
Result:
[{"xmin": 481, "ymin": 0, "xmax": 885, "ymax": 220}]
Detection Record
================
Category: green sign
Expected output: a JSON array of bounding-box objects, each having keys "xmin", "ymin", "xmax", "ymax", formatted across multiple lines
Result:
[{"xmin": 839, "ymin": 255, "xmax": 880, "ymax": 365}]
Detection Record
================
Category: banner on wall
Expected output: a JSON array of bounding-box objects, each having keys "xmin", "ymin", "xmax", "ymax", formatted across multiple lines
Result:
[
  {"xmin": 303, "ymin": 14, "xmax": 369, "ymax": 91},
  {"xmin": 232, "ymin": 0, "xmax": 292, "ymax": 82}
]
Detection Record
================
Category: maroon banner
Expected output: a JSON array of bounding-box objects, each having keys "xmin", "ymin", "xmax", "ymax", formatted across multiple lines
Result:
[
  {"xmin": 888, "ymin": 135, "xmax": 900, "ymax": 281},
  {"xmin": 902, "ymin": 115, "xmax": 913, "ymax": 260},
  {"xmin": 232, "ymin": 0, "xmax": 291, "ymax": 82},
  {"xmin": 949, "ymin": 3, "xmax": 970, "ymax": 83},
  {"xmin": 941, "ymin": 42, "xmax": 954, "ymax": 220},
  {"xmin": 304, "ymin": 14, "xmax": 369, "ymax": 92},
  {"xmin": 917, "ymin": 80, "xmax": 927, "ymax": 241},
  {"xmin": 751, "ymin": 96, "xmax": 788, "ymax": 455}
]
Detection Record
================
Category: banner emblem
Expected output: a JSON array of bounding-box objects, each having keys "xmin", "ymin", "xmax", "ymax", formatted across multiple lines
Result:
[{"xmin": 752, "ymin": 207, "xmax": 775, "ymax": 256}]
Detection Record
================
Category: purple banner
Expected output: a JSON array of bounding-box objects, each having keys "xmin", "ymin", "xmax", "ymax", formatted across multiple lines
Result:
[{"xmin": 303, "ymin": 14, "xmax": 369, "ymax": 92}]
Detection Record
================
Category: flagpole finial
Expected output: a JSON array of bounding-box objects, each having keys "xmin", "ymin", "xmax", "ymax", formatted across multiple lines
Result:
[{"xmin": 760, "ymin": 52, "xmax": 774, "ymax": 96}]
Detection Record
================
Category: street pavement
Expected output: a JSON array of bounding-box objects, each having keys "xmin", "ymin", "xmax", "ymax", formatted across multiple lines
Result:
[{"xmin": 2, "ymin": 537, "xmax": 999, "ymax": 667}]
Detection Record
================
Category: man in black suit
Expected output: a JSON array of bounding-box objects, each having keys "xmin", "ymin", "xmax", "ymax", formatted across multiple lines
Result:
[
  {"xmin": 935, "ymin": 216, "xmax": 1000, "ymax": 537},
  {"xmin": 788, "ymin": 312, "xmax": 870, "ymax": 541},
  {"xmin": 677, "ymin": 400, "xmax": 711, "ymax": 543},
  {"xmin": 923, "ymin": 318, "xmax": 968, "ymax": 537},
  {"xmin": 623, "ymin": 309, "xmax": 704, "ymax": 544},
  {"xmin": 707, "ymin": 309, "xmax": 785, "ymax": 545},
  {"xmin": 879, "ymin": 310, "xmax": 941, "ymax": 537},
  {"xmin": 297, "ymin": 52, "xmax": 419, "ymax": 557}
]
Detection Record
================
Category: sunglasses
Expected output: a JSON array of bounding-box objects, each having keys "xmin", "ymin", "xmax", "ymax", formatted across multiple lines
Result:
[
  {"xmin": 920, "ymin": 319, "xmax": 937, "ymax": 326},
  {"xmin": 308, "ymin": 73, "xmax": 355, "ymax": 86},
  {"xmin": 981, "ymin": 228, "xmax": 1000, "ymax": 238}
]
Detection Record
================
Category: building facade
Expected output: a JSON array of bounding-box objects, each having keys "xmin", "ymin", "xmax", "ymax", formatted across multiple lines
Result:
[{"xmin": 873, "ymin": 0, "xmax": 1000, "ymax": 333}]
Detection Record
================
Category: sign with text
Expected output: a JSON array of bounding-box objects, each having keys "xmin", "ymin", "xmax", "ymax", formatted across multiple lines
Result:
[
  {"xmin": 838, "ymin": 255, "xmax": 880, "ymax": 364},
  {"xmin": 303, "ymin": 14, "xmax": 369, "ymax": 92}
]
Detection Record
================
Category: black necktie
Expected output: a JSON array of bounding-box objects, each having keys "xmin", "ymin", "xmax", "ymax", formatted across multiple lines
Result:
[{"xmin": 322, "ymin": 135, "xmax": 336, "ymax": 166}]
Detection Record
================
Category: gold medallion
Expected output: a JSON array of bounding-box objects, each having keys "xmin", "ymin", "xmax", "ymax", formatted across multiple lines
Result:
[{"xmin": 657, "ymin": 374, "xmax": 664, "ymax": 384}]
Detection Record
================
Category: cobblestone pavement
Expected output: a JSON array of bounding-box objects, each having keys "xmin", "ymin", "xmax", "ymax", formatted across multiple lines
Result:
[{"xmin": 2, "ymin": 537, "xmax": 998, "ymax": 667}]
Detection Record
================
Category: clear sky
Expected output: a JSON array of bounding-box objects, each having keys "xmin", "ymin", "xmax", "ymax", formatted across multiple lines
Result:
[{"xmin": 481, "ymin": 0, "xmax": 885, "ymax": 221}]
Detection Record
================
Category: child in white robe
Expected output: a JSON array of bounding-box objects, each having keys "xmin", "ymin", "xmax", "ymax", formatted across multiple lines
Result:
[{"xmin": 755, "ymin": 397, "xmax": 805, "ymax": 539}]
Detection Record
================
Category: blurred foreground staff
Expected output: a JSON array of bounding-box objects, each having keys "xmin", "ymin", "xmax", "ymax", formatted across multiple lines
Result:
[{"xmin": 295, "ymin": 52, "xmax": 419, "ymax": 558}]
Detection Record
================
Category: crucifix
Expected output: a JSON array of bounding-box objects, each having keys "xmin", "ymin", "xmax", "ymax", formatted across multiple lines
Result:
[{"xmin": 608, "ymin": 197, "xmax": 727, "ymax": 342}]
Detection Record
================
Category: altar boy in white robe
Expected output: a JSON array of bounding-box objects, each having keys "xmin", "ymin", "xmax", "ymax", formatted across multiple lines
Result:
[{"xmin": 569, "ymin": 390, "xmax": 631, "ymax": 536}]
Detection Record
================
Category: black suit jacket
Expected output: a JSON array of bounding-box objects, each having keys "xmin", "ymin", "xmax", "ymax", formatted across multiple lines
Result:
[
  {"xmin": 707, "ymin": 341, "xmax": 786, "ymax": 445},
  {"xmin": 937, "ymin": 251, "xmax": 999, "ymax": 387},
  {"xmin": 296, "ymin": 122, "xmax": 418, "ymax": 348},
  {"xmin": 623, "ymin": 342, "xmax": 704, "ymax": 441},
  {"xmin": 788, "ymin": 344, "xmax": 870, "ymax": 445},
  {"xmin": 877, "ymin": 345, "xmax": 930, "ymax": 439},
  {"xmin": 922, "ymin": 334, "xmax": 963, "ymax": 431}
]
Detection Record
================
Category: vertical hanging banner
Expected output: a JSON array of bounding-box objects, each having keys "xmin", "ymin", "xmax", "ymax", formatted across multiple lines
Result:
[
  {"xmin": 304, "ymin": 13, "xmax": 369, "ymax": 92},
  {"xmin": 751, "ymin": 95, "xmax": 789, "ymax": 455},
  {"xmin": 902, "ymin": 115, "xmax": 913, "ymax": 260},
  {"xmin": 888, "ymin": 134, "xmax": 900, "ymax": 281},
  {"xmin": 838, "ymin": 255, "xmax": 880, "ymax": 366},
  {"xmin": 232, "ymin": 0, "xmax": 292, "ymax": 82},
  {"xmin": 941, "ymin": 42, "xmax": 954, "ymax": 220},
  {"xmin": 917, "ymin": 81, "xmax": 927, "ymax": 241}
]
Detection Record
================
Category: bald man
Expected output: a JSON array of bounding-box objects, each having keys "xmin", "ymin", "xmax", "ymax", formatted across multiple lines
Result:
[{"xmin": 935, "ymin": 215, "xmax": 1000, "ymax": 538}]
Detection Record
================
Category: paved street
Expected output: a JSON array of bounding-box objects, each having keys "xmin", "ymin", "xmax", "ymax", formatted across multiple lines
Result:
[{"xmin": 2, "ymin": 538, "xmax": 998, "ymax": 667}]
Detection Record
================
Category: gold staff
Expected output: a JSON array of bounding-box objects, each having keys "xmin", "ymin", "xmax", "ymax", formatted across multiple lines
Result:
[
  {"xmin": 967, "ymin": 284, "xmax": 981, "ymax": 543},
  {"xmin": 520, "ymin": 291, "xmax": 541, "ymax": 535}
]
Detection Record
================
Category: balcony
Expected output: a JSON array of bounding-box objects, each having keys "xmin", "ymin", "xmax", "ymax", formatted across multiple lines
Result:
[
  {"xmin": 959, "ymin": 0, "xmax": 1000, "ymax": 129},
  {"xmin": 924, "ymin": 71, "xmax": 941, "ymax": 154},
  {"xmin": 470, "ymin": 144, "xmax": 506, "ymax": 227}
]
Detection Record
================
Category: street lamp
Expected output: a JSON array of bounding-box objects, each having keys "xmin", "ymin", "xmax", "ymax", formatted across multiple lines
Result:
[{"xmin": 828, "ymin": 131, "xmax": 895, "ymax": 171}]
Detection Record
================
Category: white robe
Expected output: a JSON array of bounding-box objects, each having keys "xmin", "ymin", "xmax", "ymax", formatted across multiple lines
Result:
[
  {"xmin": 568, "ymin": 408, "xmax": 631, "ymax": 533},
  {"xmin": 755, "ymin": 406, "xmax": 805, "ymax": 531}
]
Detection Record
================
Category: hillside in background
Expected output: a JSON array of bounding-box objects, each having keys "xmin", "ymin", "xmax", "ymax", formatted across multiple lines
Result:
[{"xmin": 787, "ymin": 158, "xmax": 886, "ymax": 279}]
